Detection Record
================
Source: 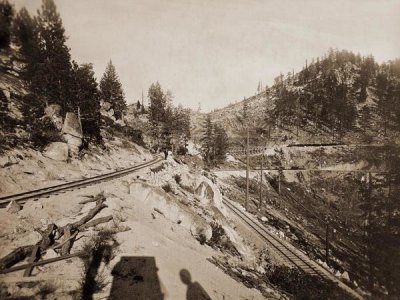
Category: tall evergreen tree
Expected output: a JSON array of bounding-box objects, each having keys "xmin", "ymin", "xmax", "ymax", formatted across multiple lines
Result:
[
  {"xmin": 99, "ymin": 60, "xmax": 127, "ymax": 120},
  {"xmin": 214, "ymin": 125, "xmax": 228, "ymax": 162},
  {"xmin": 0, "ymin": 0, "xmax": 14, "ymax": 49},
  {"xmin": 12, "ymin": 7, "xmax": 40, "ymax": 82},
  {"xmin": 148, "ymin": 82, "xmax": 166, "ymax": 125},
  {"xmin": 71, "ymin": 62, "xmax": 102, "ymax": 143},
  {"xmin": 35, "ymin": 0, "xmax": 74, "ymax": 112},
  {"xmin": 201, "ymin": 115, "xmax": 214, "ymax": 164}
]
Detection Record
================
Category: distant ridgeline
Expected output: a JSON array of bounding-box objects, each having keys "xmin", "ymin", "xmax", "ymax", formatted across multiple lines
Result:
[
  {"xmin": 207, "ymin": 49, "xmax": 400, "ymax": 146},
  {"xmin": 272, "ymin": 49, "xmax": 400, "ymax": 136}
]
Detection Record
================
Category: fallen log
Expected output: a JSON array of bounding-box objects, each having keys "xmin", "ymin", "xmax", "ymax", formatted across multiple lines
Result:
[
  {"xmin": 79, "ymin": 192, "xmax": 105, "ymax": 205},
  {"xmin": 0, "ymin": 252, "xmax": 83, "ymax": 275},
  {"xmin": 60, "ymin": 224, "xmax": 73, "ymax": 256},
  {"xmin": 60, "ymin": 196, "xmax": 107, "ymax": 235},
  {"xmin": 23, "ymin": 245, "xmax": 40, "ymax": 277},
  {"xmin": 0, "ymin": 246, "xmax": 34, "ymax": 270},
  {"xmin": 79, "ymin": 215, "xmax": 113, "ymax": 230},
  {"xmin": 0, "ymin": 194, "xmax": 107, "ymax": 271}
]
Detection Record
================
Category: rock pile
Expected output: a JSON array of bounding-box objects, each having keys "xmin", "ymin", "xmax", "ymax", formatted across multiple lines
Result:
[{"xmin": 62, "ymin": 112, "xmax": 83, "ymax": 156}]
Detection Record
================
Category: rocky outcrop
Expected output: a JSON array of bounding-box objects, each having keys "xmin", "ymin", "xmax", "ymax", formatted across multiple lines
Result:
[
  {"xmin": 43, "ymin": 142, "xmax": 69, "ymax": 161},
  {"xmin": 195, "ymin": 177, "xmax": 227, "ymax": 216},
  {"xmin": 45, "ymin": 104, "xmax": 63, "ymax": 130},
  {"xmin": 62, "ymin": 112, "xmax": 83, "ymax": 156},
  {"xmin": 6, "ymin": 200, "xmax": 21, "ymax": 214},
  {"xmin": 190, "ymin": 222, "xmax": 212, "ymax": 243}
]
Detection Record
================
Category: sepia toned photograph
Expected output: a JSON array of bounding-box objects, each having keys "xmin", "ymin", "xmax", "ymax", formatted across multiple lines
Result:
[{"xmin": 0, "ymin": 0, "xmax": 399, "ymax": 299}]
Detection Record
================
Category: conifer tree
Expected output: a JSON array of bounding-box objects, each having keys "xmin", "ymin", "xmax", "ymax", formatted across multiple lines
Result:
[
  {"xmin": 71, "ymin": 62, "xmax": 102, "ymax": 143},
  {"xmin": 35, "ymin": 0, "xmax": 74, "ymax": 112},
  {"xmin": 0, "ymin": 0, "xmax": 14, "ymax": 49},
  {"xmin": 214, "ymin": 125, "xmax": 228, "ymax": 162},
  {"xmin": 99, "ymin": 60, "xmax": 127, "ymax": 120},
  {"xmin": 148, "ymin": 82, "xmax": 166, "ymax": 125},
  {"xmin": 201, "ymin": 115, "xmax": 214, "ymax": 164}
]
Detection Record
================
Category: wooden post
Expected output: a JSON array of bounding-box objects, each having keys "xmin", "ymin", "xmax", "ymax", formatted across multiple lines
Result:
[
  {"xmin": 245, "ymin": 127, "xmax": 249, "ymax": 211},
  {"xmin": 259, "ymin": 153, "xmax": 263, "ymax": 209},
  {"xmin": 278, "ymin": 171, "xmax": 281, "ymax": 194},
  {"xmin": 325, "ymin": 217, "xmax": 330, "ymax": 266}
]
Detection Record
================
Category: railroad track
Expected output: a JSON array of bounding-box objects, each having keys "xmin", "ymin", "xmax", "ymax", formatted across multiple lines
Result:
[
  {"xmin": 222, "ymin": 197, "xmax": 363, "ymax": 299},
  {"xmin": 0, "ymin": 157, "xmax": 163, "ymax": 208}
]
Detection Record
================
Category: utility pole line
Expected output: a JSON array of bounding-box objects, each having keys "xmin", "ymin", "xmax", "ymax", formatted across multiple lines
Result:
[
  {"xmin": 325, "ymin": 215, "xmax": 330, "ymax": 266},
  {"xmin": 259, "ymin": 153, "xmax": 264, "ymax": 209},
  {"xmin": 245, "ymin": 126, "xmax": 249, "ymax": 211}
]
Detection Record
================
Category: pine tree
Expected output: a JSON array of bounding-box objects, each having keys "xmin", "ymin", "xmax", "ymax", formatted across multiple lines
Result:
[
  {"xmin": 214, "ymin": 125, "xmax": 228, "ymax": 162},
  {"xmin": 99, "ymin": 60, "xmax": 127, "ymax": 120},
  {"xmin": 71, "ymin": 62, "xmax": 102, "ymax": 143},
  {"xmin": 35, "ymin": 0, "xmax": 74, "ymax": 112},
  {"xmin": 12, "ymin": 8, "xmax": 41, "ymax": 82},
  {"xmin": 201, "ymin": 115, "xmax": 214, "ymax": 164},
  {"xmin": 148, "ymin": 82, "xmax": 166, "ymax": 125},
  {"xmin": 0, "ymin": 0, "xmax": 14, "ymax": 49}
]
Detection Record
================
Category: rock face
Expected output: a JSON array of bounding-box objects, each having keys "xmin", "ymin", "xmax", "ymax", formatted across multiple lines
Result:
[
  {"xmin": 195, "ymin": 177, "xmax": 227, "ymax": 216},
  {"xmin": 45, "ymin": 104, "xmax": 63, "ymax": 130},
  {"xmin": 62, "ymin": 112, "xmax": 83, "ymax": 156},
  {"xmin": 43, "ymin": 142, "xmax": 69, "ymax": 161},
  {"xmin": 6, "ymin": 200, "xmax": 21, "ymax": 214},
  {"xmin": 190, "ymin": 222, "xmax": 212, "ymax": 243}
]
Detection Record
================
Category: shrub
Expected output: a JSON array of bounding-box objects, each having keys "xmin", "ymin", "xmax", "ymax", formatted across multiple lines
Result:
[
  {"xmin": 265, "ymin": 265, "xmax": 353, "ymax": 299},
  {"xmin": 206, "ymin": 222, "xmax": 241, "ymax": 258},
  {"xmin": 173, "ymin": 174, "xmax": 181, "ymax": 185},
  {"xmin": 162, "ymin": 183, "xmax": 172, "ymax": 193},
  {"xmin": 150, "ymin": 163, "xmax": 165, "ymax": 173},
  {"xmin": 30, "ymin": 116, "xmax": 62, "ymax": 150}
]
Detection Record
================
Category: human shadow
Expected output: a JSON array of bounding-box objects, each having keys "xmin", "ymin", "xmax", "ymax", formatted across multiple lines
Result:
[
  {"xmin": 109, "ymin": 256, "xmax": 164, "ymax": 300},
  {"xmin": 179, "ymin": 269, "xmax": 212, "ymax": 300}
]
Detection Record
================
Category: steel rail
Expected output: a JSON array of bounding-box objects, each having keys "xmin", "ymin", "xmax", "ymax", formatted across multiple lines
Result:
[
  {"xmin": 0, "ymin": 157, "xmax": 163, "ymax": 208},
  {"xmin": 222, "ymin": 197, "xmax": 329, "ymax": 279}
]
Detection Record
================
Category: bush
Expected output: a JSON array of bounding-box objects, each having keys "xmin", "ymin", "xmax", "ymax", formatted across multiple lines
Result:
[
  {"xmin": 31, "ymin": 116, "xmax": 62, "ymax": 150},
  {"xmin": 162, "ymin": 183, "xmax": 172, "ymax": 193},
  {"xmin": 206, "ymin": 222, "xmax": 241, "ymax": 258},
  {"xmin": 150, "ymin": 163, "xmax": 165, "ymax": 173},
  {"xmin": 265, "ymin": 265, "xmax": 354, "ymax": 299},
  {"xmin": 173, "ymin": 174, "xmax": 181, "ymax": 185}
]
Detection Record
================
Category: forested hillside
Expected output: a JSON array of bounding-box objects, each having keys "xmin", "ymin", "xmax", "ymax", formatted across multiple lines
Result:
[{"xmin": 195, "ymin": 49, "xmax": 400, "ymax": 147}]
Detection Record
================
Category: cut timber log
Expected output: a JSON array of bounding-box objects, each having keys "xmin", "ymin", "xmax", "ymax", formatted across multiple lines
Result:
[
  {"xmin": 79, "ymin": 192, "xmax": 105, "ymax": 205},
  {"xmin": 0, "ymin": 252, "xmax": 83, "ymax": 274},
  {"xmin": 60, "ymin": 224, "xmax": 73, "ymax": 256},
  {"xmin": 23, "ymin": 245, "xmax": 40, "ymax": 277},
  {"xmin": 0, "ymin": 246, "xmax": 33, "ymax": 270},
  {"xmin": 79, "ymin": 215, "xmax": 113, "ymax": 230}
]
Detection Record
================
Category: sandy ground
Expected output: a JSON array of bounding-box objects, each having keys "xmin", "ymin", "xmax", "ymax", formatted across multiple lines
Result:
[{"xmin": 0, "ymin": 150, "xmax": 269, "ymax": 299}]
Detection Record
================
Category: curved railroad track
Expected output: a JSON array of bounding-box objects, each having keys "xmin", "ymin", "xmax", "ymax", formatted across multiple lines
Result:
[
  {"xmin": 222, "ymin": 197, "xmax": 363, "ymax": 299},
  {"xmin": 0, "ymin": 156, "xmax": 163, "ymax": 208}
]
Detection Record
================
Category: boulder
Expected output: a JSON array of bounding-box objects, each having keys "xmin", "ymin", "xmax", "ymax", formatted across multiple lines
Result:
[
  {"xmin": 43, "ymin": 142, "xmax": 69, "ymax": 161},
  {"xmin": 6, "ymin": 200, "xmax": 21, "ymax": 214},
  {"xmin": 45, "ymin": 104, "xmax": 63, "ymax": 130},
  {"xmin": 190, "ymin": 222, "xmax": 212, "ymax": 244},
  {"xmin": 63, "ymin": 133, "xmax": 82, "ymax": 156},
  {"xmin": 195, "ymin": 177, "xmax": 227, "ymax": 216},
  {"xmin": 102, "ymin": 101, "xmax": 112, "ymax": 111},
  {"xmin": 62, "ymin": 112, "xmax": 83, "ymax": 138},
  {"xmin": 62, "ymin": 112, "xmax": 83, "ymax": 156}
]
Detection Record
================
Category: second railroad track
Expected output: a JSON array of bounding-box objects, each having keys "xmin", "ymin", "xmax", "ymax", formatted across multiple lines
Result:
[{"xmin": 0, "ymin": 156, "xmax": 163, "ymax": 208}]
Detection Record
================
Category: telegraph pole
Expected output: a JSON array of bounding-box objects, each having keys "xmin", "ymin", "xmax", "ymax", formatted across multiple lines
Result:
[
  {"xmin": 259, "ymin": 153, "xmax": 264, "ymax": 209},
  {"xmin": 325, "ymin": 215, "xmax": 330, "ymax": 266},
  {"xmin": 245, "ymin": 126, "xmax": 249, "ymax": 211}
]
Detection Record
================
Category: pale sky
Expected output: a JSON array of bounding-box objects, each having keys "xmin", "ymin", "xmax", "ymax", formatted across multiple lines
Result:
[{"xmin": 13, "ymin": 0, "xmax": 400, "ymax": 112}]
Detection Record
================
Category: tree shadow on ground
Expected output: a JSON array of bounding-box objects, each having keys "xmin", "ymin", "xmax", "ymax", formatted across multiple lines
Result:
[{"xmin": 109, "ymin": 256, "xmax": 164, "ymax": 300}]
